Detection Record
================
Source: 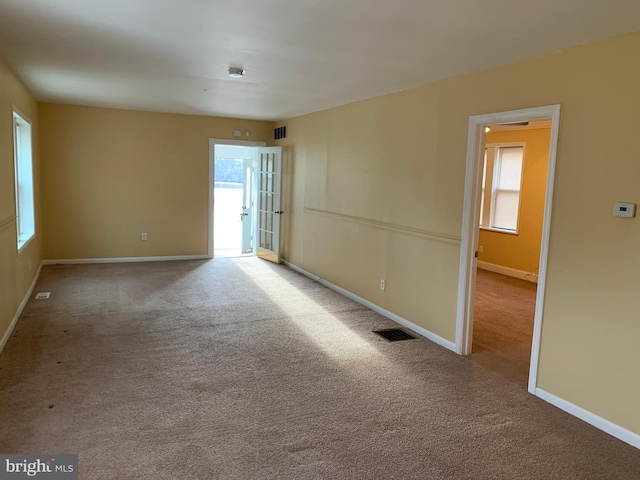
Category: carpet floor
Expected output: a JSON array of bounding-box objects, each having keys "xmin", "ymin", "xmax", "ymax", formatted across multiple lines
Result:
[
  {"xmin": 472, "ymin": 269, "xmax": 537, "ymax": 385},
  {"xmin": 1, "ymin": 257, "xmax": 639, "ymax": 479}
]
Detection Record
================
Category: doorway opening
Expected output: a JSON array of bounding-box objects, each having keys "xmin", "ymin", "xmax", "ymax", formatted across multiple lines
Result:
[
  {"xmin": 213, "ymin": 145, "xmax": 256, "ymax": 258},
  {"xmin": 208, "ymin": 139, "xmax": 265, "ymax": 259},
  {"xmin": 456, "ymin": 105, "xmax": 561, "ymax": 394},
  {"xmin": 208, "ymin": 139, "xmax": 284, "ymax": 264},
  {"xmin": 473, "ymin": 120, "xmax": 552, "ymax": 384}
]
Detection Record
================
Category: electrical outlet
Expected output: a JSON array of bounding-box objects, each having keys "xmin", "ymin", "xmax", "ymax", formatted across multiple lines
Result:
[
  {"xmin": 380, "ymin": 279, "xmax": 385, "ymax": 291},
  {"xmin": 479, "ymin": 245, "xmax": 484, "ymax": 253},
  {"xmin": 141, "ymin": 232, "xmax": 147, "ymax": 241}
]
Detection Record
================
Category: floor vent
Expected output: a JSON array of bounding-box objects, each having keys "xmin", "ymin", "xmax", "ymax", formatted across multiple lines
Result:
[
  {"xmin": 373, "ymin": 328, "xmax": 417, "ymax": 342},
  {"xmin": 35, "ymin": 292, "xmax": 51, "ymax": 300}
]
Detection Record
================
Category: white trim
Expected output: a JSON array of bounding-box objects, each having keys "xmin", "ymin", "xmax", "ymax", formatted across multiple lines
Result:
[
  {"xmin": 209, "ymin": 138, "xmax": 266, "ymax": 148},
  {"xmin": 535, "ymin": 388, "xmax": 640, "ymax": 450},
  {"xmin": 456, "ymin": 116, "xmax": 486, "ymax": 355},
  {"xmin": 209, "ymin": 138, "xmax": 266, "ymax": 258},
  {"xmin": 284, "ymin": 261, "xmax": 457, "ymax": 353},
  {"xmin": 477, "ymin": 261, "xmax": 538, "ymax": 283},
  {"xmin": 479, "ymin": 226, "xmax": 518, "ymax": 235},
  {"xmin": 42, "ymin": 255, "xmax": 210, "ymax": 265},
  {"xmin": 0, "ymin": 263, "xmax": 42, "ymax": 354},
  {"xmin": 455, "ymin": 104, "xmax": 561, "ymax": 394},
  {"xmin": 528, "ymin": 105, "xmax": 561, "ymax": 393}
]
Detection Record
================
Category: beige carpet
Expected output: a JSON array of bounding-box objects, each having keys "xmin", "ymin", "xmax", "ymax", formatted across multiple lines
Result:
[
  {"xmin": 472, "ymin": 269, "xmax": 537, "ymax": 385},
  {"xmin": 1, "ymin": 257, "xmax": 639, "ymax": 479}
]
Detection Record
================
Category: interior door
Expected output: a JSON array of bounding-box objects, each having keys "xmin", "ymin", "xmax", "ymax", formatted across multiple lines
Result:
[
  {"xmin": 241, "ymin": 158, "xmax": 253, "ymax": 253},
  {"xmin": 254, "ymin": 147, "xmax": 283, "ymax": 264}
]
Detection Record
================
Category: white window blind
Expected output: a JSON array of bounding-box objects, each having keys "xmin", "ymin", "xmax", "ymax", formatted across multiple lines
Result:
[{"xmin": 480, "ymin": 145, "xmax": 524, "ymax": 233}]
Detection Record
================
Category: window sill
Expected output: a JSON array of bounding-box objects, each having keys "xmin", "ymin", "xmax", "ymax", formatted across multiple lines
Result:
[
  {"xmin": 17, "ymin": 233, "xmax": 35, "ymax": 254},
  {"xmin": 479, "ymin": 226, "xmax": 519, "ymax": 236}
]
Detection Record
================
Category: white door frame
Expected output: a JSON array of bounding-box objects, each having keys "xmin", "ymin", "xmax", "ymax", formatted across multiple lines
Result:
[
  {"xmin": 455, "ymin": 104, "xmax": 561, "ymax": 394},
  {"xmin": 208, "ymin": 138, "xmax": 266, "ymax": 258},
  {"xmin": 241, "ymin": 158, "xmax": 254, "ymax": 254}
]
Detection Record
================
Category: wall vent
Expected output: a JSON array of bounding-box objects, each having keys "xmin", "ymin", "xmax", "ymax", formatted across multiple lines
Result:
[{"xmin": 274, "ymin": 126, "xmax": 286, "ymax": 140}]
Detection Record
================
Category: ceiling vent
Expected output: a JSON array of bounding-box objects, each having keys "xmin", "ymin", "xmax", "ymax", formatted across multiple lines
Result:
[{"xmin": 274, "ymin": 126, "xmax": 286, "ymax": 140}]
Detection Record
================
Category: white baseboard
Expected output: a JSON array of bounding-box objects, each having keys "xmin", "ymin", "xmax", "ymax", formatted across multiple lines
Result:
[
  {"xmin": 42, "ymin": 255, "xmax": 211, "ymax": 265},
  {"xmin": 535, "ymin": 388, "xmax": 640, "ymax": 449},
  {"xmin": 0, "ymin": 263, "xmax": 43, "ymax": 355},
  {"xmin": 477, "ymin": 260, "xmax": 538, "ymax": 283},
  {"xmin": 283, "ymin": 261, "xmax": 457, "ymax": 353}
]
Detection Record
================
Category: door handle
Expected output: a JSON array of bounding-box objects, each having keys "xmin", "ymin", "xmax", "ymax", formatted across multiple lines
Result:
[{"xmin": 274, "ymin": 210, "xmax": 284, "ymax": 214}]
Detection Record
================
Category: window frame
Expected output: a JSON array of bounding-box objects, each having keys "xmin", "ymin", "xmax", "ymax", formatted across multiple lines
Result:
[
  {"xmin": 12, "ymin": 107, "xmax": 36, "ymax": 253},
  {"xmin": 479, "ymin": 142, "xmax": 525, "ymax": 235}
]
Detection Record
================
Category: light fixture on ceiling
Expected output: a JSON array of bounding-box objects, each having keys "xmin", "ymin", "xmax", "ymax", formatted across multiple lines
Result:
[{"xmin": 228, "ymin": 67, "xmax": 244, "ymax": 79}]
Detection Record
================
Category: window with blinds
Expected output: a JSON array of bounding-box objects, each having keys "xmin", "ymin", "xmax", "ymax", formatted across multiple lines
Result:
[{"xmin": 480, "ymin": 145, "xmax": 524, "ymax": 233}]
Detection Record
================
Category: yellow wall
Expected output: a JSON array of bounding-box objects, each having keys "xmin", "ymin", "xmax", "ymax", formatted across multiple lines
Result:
[
  {"xmin": 278, "ymin": 32, "xmax": 640, "ymax": 435},
  {"xmin": 478, "ymin": 128, "xmax": 550, "ymax": 272},
  {"xmin": 39, "ymin": 104, "xmax": 273, "ymax": 259},
  {"xmin": 0, "ymin": 58, "xmax": 42, "ymax": 344}
]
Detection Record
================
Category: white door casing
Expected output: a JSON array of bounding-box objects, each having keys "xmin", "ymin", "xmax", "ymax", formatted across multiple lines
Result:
[
  {"xmin": 455, "ymin": 104, "xmax": 561, "ymax": 394},
  {"xmin": 208, "ymin": 138, "xmax": 266, "ymax": 257},
  {"xmin": 241, "ymin": 158, "xmax": 254, "ymax": 253}
]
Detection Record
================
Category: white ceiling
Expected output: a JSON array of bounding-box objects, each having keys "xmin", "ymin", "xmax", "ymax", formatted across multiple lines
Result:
[{"xmin": 1, "ymin": 0, "xmax": 639, "ymax": 121}]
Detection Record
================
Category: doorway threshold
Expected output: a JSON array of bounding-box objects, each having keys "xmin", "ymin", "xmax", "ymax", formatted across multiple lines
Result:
[{"xmin": 214, "ymin": 250, "xmax": 253, "ymax": 259}]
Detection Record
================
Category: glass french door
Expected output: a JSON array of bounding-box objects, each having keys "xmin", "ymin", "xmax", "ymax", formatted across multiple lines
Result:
[{"xmin": 254, "ymin": 147, "xmax": 282, "ymax": 264}]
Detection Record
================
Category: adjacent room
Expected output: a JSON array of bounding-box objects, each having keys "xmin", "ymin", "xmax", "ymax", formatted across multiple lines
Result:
[
  {"xmin": 472, "ymin": 121, "xmax": 552, "ymax": 384},
  {"xmin": 1, "ymin": 1, "xmax": 640, "ymax": 478}
]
